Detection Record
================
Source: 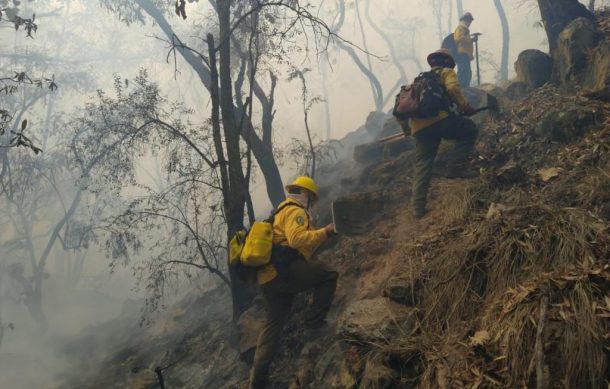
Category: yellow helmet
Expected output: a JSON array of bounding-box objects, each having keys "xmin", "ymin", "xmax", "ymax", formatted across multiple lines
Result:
[{"xmin": 285, "ymin": 176, "xmax": 319, "ymax": 199}]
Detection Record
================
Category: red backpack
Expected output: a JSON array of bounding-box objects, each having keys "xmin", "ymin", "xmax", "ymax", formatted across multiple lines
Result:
[{"xmin": 392, "ymin": 69, "xmax": 451, "ymax": 120}]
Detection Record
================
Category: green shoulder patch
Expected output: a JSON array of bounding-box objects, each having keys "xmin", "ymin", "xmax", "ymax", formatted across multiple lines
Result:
[{"xmin": 295, "ymin": 215, "xmax": 305, "ymax": 226}]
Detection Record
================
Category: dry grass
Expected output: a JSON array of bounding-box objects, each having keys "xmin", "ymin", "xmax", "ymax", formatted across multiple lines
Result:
[{"xmin": 370, "ymin": 203, "xmax": 609, "ymax": 388}]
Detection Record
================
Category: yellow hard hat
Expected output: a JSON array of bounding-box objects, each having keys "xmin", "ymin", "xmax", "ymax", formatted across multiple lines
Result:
[{"xmin": 285, "ymin": 176, "xmax": 319, "ymax": 199}]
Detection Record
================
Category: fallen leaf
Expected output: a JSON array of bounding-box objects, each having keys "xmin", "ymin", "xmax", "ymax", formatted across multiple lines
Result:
[
  {"xmin": 538, "ymin": 167, "xmax": 563, "ymax": 182},
  {"xmin": 486, "ymin": 203, "xmax": 510, "ymax": 219},
  {"xmin": 469, "ymin": 330, "xmax": 491, "ymax": 346}
]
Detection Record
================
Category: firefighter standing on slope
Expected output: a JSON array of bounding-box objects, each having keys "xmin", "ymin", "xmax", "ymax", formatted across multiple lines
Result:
[
  {"xmin": 454, "ymin": 12, "xmax": 475, "ymax": 87},
  {"xmin": 410, "ymin": 49, "xmax": 479, "ymax": 219},
  {"xmin": 249, "ymin": 176, "xmax": 338, "ymax": 389}
]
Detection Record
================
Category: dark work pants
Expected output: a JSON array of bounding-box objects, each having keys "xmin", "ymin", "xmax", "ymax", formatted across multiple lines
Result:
[
  {"xmin": 411, "ymin": 116, "xmax": 478, "ymax": 211},
  {"xmin": 456, "ymin": 53, "xmax": 472, "ymax": 87},
  {"xmin": 249, "ymin": 259, "xmax": 338, "ymax": 389}
]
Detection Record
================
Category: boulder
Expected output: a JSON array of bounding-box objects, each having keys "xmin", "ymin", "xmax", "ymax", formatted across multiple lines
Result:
[
  {"xmin": 475, "ymin": 83, "xmax": 505, "ymax": 99},
  {"xmin": 584, "ymin": 41, "xmax": 610, "ymax": 99},
  {"xmin": 535, "ymin": 104, "xmax": 601, "ymax": 142},
  {"xmin": 503, "ymin": 81, "xmax": 529, "ymax": 101},
  {"xmin": 353, "ymin": 135, "xmax": 413, "ymax": 166},
  {"xmin": 339, "ymin": 297, "xmax": 418, "ymax": 342},
  {"xmin": 556, "ymin": 17, "xmax": 600, "ymax": 84},
  {"xmin": 332, "ymin": 190, "xmax": 384, "ymax": 235},
  {"xmin": 515, "ymin": 49, "xmax": 552, "ymax": 89}
]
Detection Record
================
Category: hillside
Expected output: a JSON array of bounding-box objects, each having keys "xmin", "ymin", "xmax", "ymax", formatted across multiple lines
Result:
[{"xmin": 56, "ymin": 15, "xmax": 610, "ymax": 389}]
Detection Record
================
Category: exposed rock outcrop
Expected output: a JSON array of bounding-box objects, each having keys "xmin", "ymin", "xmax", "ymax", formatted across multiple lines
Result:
[
  {"xmin": 515, "ymin": 49, "xmax": 552, "ymax": 89},
  {"xmin": 556, "ymin": 17, "xmax": 600, "ymax": 84},
  {"xmin": 338, "ymin": 297, "xmax": 417, "ymax": 342}
]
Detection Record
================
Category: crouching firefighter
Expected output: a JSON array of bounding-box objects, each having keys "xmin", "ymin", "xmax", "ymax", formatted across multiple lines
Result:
[{"xmin": 249, "ymin": 176, "xmax": 338, "ymax": 389}]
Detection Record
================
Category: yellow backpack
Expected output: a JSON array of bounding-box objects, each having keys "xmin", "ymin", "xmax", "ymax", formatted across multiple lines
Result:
[
  {"xmin": 229, "ymin": 230, "xmax": 247, "ymax": 266},
  {"xmin": 234, "ymin": 202, "xmax": 304, "ymax": 268},
  {"xmin": 240, "ymin": 221, "xmax": 274, "ymax": 267}
]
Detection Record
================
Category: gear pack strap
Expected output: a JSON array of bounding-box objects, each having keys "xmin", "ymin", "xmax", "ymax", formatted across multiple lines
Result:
[{"xmin": 267, "ymin": 202, "xmax": 307, "ymax": 226}]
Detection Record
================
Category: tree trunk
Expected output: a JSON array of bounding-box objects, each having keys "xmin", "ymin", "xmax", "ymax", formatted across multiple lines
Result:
[
  {"xmin": 589, "ymin": 0, "xmax": 595, "ymax": 11},
  {"xmin": 456, "ymin": 0, "xmax": 464, "ymax": 18},
  {"xmin": 29, "ymin": 271, "xmax": 48, "ymax": 332},
  {"xmin": 217, "ymin": 0, "xmax": 256, "ymax": 320},
  {"xmin": 537, "ymin": 0, "xmax": 595, "ymax": 56},
  {"xmin": 494, "ymin": 0, "xmax": 510, "ymax": 81}
]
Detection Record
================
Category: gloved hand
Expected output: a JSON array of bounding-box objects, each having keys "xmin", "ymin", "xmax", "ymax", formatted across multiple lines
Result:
[
  {"xmin": 324, "ymin": 223, "xmax": 337, "ymax": 237},
  {"xmin": 462, "ymin": 105, "xmax": 477, "ymax": 116}
]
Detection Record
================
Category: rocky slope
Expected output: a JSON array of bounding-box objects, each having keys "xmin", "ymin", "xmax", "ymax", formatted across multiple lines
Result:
[{"xmin": 57, "ymin": 12, "xmax": 610, "ymax": 389}]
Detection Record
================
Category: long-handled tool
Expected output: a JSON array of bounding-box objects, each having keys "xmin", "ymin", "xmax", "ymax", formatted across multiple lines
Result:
[{"xmin": 472, "ymin": 32, "xmax": 482, "ymax": 86}]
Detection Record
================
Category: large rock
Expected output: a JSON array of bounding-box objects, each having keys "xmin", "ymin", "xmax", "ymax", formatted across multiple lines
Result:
[
  {"xmin": 339, "ymin": 297, "xmax": 418, "ymax": 342},
  {"xmin": 556, "ymin": 17, "xmax": 600, "ymax": 84},
  {"xmin": 535, "ymin": 103, "xmax": 601, "ymax": 142},
  {"xmin": 332, "ymin": 191, "xmax": 385, "ymax": 235},
  {"xmin": 353, "ymin": 135, "xmax": 413, "ymax": 165},
  {"xmin": 584, "ymin": 41, "xmax": 610, "ymax": 99},
  {"xmin": 515, "ymin": 49, "xmax": 552, "ymax": 89},
  {"xmin": 503, "ymin": 81, "xmax": 529, "ymax": 101}
]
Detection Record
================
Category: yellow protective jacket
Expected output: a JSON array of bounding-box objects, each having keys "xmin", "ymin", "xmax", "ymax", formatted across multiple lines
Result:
[
  {"xmin": 408, "ymin": 67, "xmax": 470, "ymax": 135},
  {"xmin": 257, "ymin": 198, "xmax": 328, "ymax": 284},
  {"xmin": 454, "ymin": 23, "xmax": 474, "ymax": 60}
]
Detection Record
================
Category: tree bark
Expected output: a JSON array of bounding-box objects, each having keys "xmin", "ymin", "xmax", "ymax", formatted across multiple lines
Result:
[
  {"xmin": 217, "ymin": 0, "xmax": 256, "ymax": 320},
  {"xmin": 589, "ymin": 0, "xmax": 596, "ymax": 12},
  {"xmin": 494, "ymin": 0, "xmax": 510, "ymax": 81},
  {"xmin": 537, "ymin": 0, "xmax": 595, "ymax": 56}
]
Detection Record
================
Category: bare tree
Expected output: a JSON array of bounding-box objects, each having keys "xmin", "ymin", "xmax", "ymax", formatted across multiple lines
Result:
[
  {"xmin": 494, "ymin": 0, "xmax": 510, "ymax": 81},
  {"xmin": 288, "ymin": 69, "xmax": 322, "ymax": 178},
  {"xmin": 331, "ymin": 0, "xmax": 383, "ymax": 111},
  {"xmin": 589, "ymin": 0, "xmax": 596, "ymax": 11},
  {"xmin": 364, "ymin": 0, "xmax": 407, "ymax": 90},
  {"xmin": 456, "ymin": 0, "xmax": 464, "ymax": 17},
  {"xmin": 96, "ymin": 0, "xmax": 366, "ymax": 319},
  {"xmin": 537, "ymin": 0, "xmax": 594, "ymax": 57}
]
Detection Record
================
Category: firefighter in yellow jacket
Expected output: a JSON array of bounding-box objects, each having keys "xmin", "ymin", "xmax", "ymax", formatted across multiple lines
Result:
[
  {"xmin": 453, "ymin": 12, "xmax": 475, "ymax": 87},
  {"xmin": 249, "ymin": 176, "xmax": 337, "ymax": 389},
  {"xmin": 410, "ymin": 49, "xmax": 478, "ymax": 218}
]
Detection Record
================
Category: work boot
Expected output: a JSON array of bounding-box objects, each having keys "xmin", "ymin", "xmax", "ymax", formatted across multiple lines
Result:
[{"xmin": 446, "ymin": 167, "xmax": 479, "ymax": 179}]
